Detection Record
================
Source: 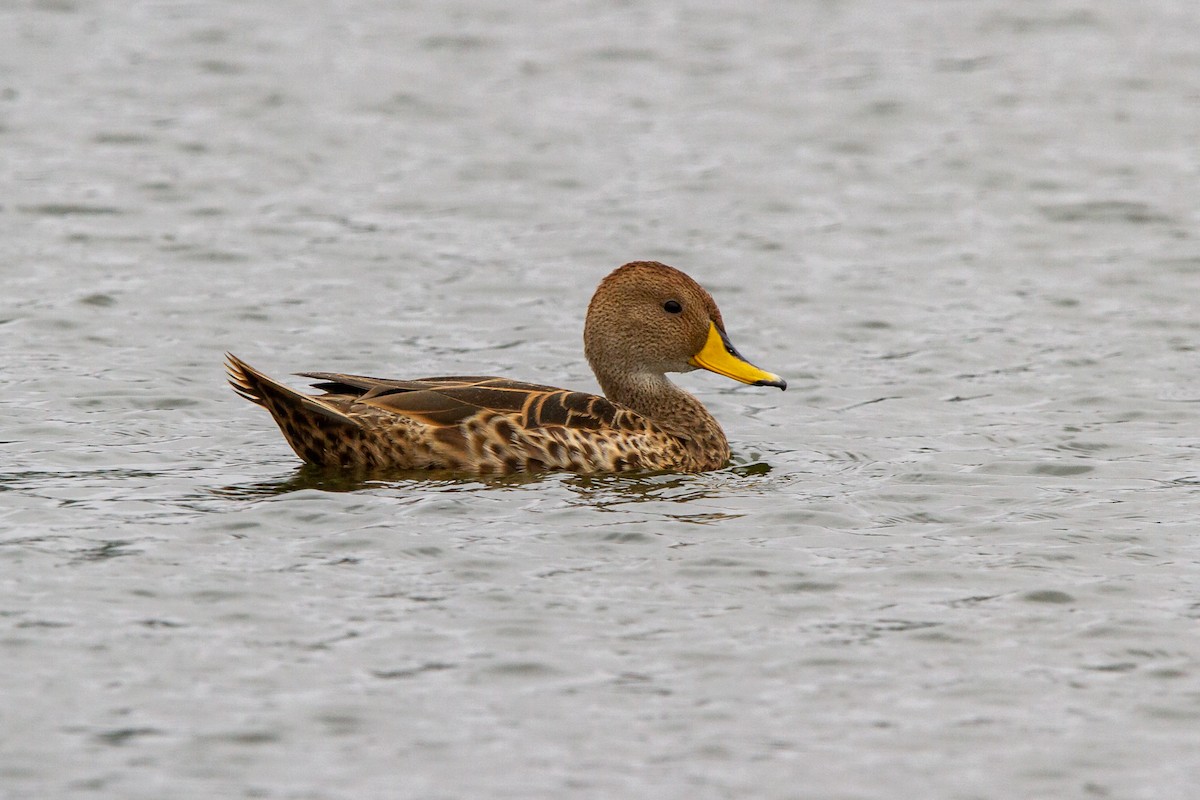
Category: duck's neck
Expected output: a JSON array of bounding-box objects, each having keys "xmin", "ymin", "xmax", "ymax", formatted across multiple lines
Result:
[{"xmin": 595, "ymin": 370, "xmax": 730, "ymax": 463}]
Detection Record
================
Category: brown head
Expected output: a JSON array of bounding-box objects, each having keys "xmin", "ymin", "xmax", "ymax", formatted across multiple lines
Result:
[{"xmin": 583, "ymin": 261, "xmax": 786, "ymax": 393}]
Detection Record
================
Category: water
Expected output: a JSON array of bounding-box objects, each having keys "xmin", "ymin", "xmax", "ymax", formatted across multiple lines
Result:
[{"xmin": 2, "ymin": 1, "xmax": 1199, "ymax": 797}]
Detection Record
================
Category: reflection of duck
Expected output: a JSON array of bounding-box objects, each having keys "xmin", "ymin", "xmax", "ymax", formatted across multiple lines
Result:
[{"xmin": 226, "ymin": 261, "xmax": 785, "ymax": 474}]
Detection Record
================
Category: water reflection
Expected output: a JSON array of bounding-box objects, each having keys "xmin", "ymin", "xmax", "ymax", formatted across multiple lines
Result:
[
  {"xmin": 212, "ymin": 463, "xmax": 515, "ymax": 498},
  {"xmin": 213, "ymin": 459, "xmax": 774, "ymax": 508}
]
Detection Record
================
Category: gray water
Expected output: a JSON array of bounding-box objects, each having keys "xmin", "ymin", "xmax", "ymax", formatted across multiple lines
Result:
[{"xmin": 2, "ymin": 1, "xmax": 1199, "ymax": 798}]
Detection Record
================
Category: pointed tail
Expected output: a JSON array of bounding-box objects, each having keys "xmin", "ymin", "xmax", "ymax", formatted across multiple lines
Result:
[{"xmin": 225, "ymin": 353, "xmax": 361, "ymax": 464}]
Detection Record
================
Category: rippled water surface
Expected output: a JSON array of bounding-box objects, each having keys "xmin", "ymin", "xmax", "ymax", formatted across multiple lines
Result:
[{"xmin": 3, "ymin": 1, "xmax": 1199, "ymax": 798}]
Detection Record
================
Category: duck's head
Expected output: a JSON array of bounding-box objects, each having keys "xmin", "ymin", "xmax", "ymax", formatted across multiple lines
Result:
[{"xmin": 583, "ymin": 261, "xmax": 786, "ymax": 391}]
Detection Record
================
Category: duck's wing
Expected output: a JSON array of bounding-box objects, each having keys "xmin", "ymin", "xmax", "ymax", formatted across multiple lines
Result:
[
  {"xmin": 300, "ymin": 372, "xmax": 557, "ymax": 398},
  {"xmin": 300, "ymin": 372, "xmax": 628, "ymax": 431}
]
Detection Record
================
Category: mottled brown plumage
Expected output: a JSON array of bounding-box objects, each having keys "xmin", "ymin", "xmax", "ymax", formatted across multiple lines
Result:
[{"xmin": 226, "ymin": 261, "xmax": 785, "ymax": 474}]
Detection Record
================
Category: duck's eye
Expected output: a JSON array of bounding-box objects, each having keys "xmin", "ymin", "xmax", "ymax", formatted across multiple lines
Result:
[{"xmin": 663, "ymin": 300, "xmax": 683, "ymax": 314}]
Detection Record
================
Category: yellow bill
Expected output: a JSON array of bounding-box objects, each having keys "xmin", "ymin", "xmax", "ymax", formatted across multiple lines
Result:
[{"xmin": 688, "ymin": 322, "xmax": 786, "ymax": 390}]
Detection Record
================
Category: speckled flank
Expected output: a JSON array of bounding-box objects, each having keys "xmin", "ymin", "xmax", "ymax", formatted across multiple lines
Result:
[{"xmin": 449, "ymin": 411, "xmax": 691, "ymax": 474}]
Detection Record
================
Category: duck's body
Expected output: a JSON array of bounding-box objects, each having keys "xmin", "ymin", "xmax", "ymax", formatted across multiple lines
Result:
[
  {"xmin": 227, "ymin": 261, "xmax": 784, "ymax": 475},
  {"xmin": 225, "ymin": 367, "xmax": 716, "ymax": 473}
]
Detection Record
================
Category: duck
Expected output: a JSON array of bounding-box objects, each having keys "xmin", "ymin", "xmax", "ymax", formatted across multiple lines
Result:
[{"xmin": 226, "ymin": 260, "xmax": 785, "ymax": 474}]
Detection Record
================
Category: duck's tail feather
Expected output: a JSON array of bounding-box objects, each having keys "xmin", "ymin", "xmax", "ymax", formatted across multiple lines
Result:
[{"xmin": 225, "ymin": 353, "xmax": 362, "ymax": 464}]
